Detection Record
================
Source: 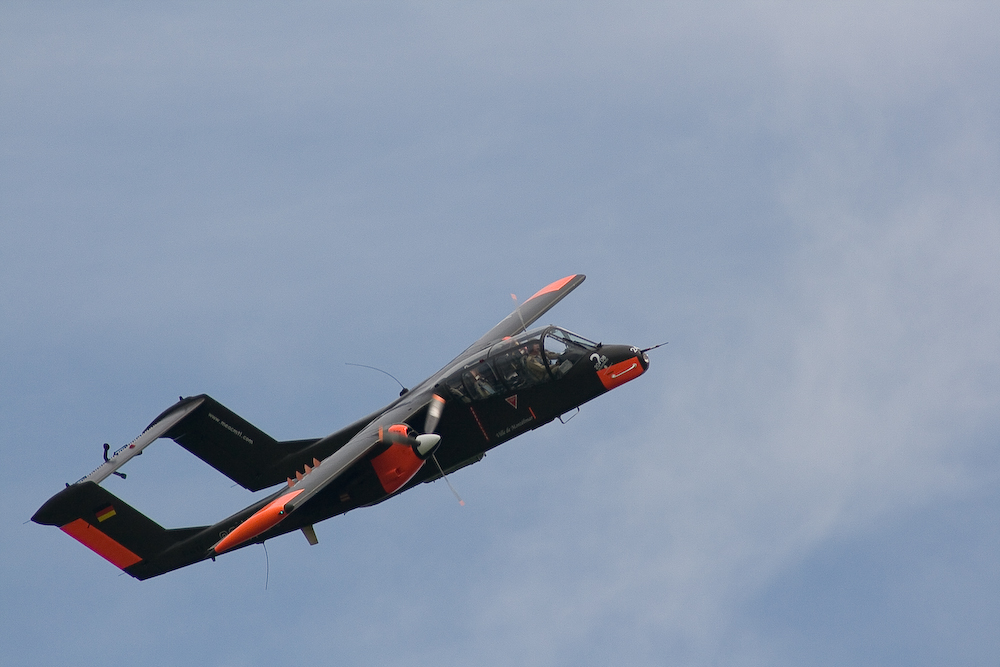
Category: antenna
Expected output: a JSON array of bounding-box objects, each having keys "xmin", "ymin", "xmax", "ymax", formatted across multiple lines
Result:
[
  {"xmin": 345, "ymin": 363, "xmax": 407, "ymax": 394},
  {"xmin": 262, "ymin": 541, "xmax": 269, "ymax": 591},
  {"xmin": 431, "ymin": 454, "xmax": 465, "ymax": 506}
]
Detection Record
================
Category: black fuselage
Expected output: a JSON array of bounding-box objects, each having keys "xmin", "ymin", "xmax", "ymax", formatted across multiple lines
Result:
[{"xmin": 124, "ymin": 331, "xmax": 646, "ymax": 579}]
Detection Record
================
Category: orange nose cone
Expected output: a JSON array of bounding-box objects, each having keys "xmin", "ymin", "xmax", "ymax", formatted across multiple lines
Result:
[
  {"xmin": 597, "ymin": 356, "xmax": 646, "ymax": 390},
  {"xmin": 213, "ymin": 489, "xmax": 304, "ymax": 554}
]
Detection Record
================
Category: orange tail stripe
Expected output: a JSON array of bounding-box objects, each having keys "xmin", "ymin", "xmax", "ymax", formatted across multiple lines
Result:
[{"xmin": 61, "ymin": 518, "xmax": 142, "ymax": 569}]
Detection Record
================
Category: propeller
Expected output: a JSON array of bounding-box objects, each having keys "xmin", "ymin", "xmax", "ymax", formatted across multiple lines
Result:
[
  {"xmin": 422, "ymin": 394, "xmax": 465, "ymax": 505},
  {"xmin": 378, "ymin": 392, "xmax": 447, "ymax": 453},
  {"xmin": 431, "ymin": 451, "xmax": 465, "ymax": 506},
  {"xmin": 377, "ymin": 393, "xmax": 464, "ymax": 505},
  {"xmin": 378, "ymin": 426, "xmax": 440, "ymax": 458},
  {"xmin": 424, "ymin": 393, "xmax": 446, "ymax": 433}
]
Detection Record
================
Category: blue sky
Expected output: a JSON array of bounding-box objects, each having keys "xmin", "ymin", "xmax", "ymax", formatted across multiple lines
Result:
[{"xmin": 3, "ymin": 3, "xmax": 999, "ymax": 665}]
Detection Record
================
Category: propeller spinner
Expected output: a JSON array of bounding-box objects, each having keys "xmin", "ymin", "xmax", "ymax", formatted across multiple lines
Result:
[{"xmin": 374, "ymin": 394, "xmax": 463, "ymax": 505}]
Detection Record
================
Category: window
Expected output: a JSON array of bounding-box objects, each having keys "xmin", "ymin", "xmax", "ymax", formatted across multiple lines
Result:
[
  {"xmin": 543, "ymin": 328, "xmax": 596, "ymax": 378},
  {"xmin": 443, "ymin": 373, "xmax": 471, "ymax": 404},
  {"xmin": 462, "ymin": 362, "xmax": 500, "ymax": 400},
  {"xmin": 493, "ymin": 340, "xmax": 548, "ymax": 391}
]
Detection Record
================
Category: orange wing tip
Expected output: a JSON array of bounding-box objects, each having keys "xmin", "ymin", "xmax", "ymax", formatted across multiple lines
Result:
[
  {"xmin": 60, "ymin": 518, "xmax": 142, "ymax": 569},
  {"xmin": 526, "ymin": 275, "xmax": 578, "ymax": 302},
  {"xmin": 213, "ymin": 489, "xmax": 304, "ymax": 554}
]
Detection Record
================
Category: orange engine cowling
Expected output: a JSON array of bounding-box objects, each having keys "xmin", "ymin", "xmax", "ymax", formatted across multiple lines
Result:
[{"xmin": 370, "ymin": 424, "xmax": 427, "ymax": 494}]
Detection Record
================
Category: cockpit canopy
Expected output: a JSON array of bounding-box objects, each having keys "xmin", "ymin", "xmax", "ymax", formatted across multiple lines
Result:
[{"xmin": 441, "ymin": 326, "xmax": 599, "ymax": 403}]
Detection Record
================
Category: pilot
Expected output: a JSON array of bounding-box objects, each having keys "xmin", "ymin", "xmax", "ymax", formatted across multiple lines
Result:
[
  {"xmin": 524, "ymin": 342, "xmax": 547, "ymax": 381},
  {"xmin": 543, "ymin": 334, "xmax": 573, "ymax": 378},
  {"xmin": 468, "ymin": 367, "xmax": 496, "ymax": 399},
  {"xmin": 445, "ymin": 376, "xmax": 471, "ymax": 404}
]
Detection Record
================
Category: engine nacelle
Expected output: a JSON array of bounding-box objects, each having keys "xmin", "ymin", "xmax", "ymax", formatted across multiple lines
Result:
[{"xmin": 370, "ymin": 424, "xmax": 435, "ymax": 494}]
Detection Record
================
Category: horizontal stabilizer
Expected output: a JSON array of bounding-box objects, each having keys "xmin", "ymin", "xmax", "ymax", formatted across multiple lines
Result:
[{"xmin": 78, "ymin": 396, "xmax": 206, "ymax": 485}]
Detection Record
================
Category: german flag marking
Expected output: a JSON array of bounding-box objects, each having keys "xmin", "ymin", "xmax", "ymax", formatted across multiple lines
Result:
[{"xmin": 96, "ymin": 505, "xmax": 116, "ymax": 522}]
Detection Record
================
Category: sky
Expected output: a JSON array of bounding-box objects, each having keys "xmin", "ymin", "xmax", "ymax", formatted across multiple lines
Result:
[{"xmin": 3, "ymin": 2, "xmax": 999, "ymax": 665}]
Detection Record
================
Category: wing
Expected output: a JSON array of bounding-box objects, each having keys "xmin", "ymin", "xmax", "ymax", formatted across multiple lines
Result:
[
  {"xmin": 278, "ymin": 397, "xmax": 428, "ymax": 513},
  {"xmin": 85, "ymin": 394, "xmax": 388, "ymax": 493},
  {"xmin": 210, "ymin": 395, "xmax": 433, "ymax": 557},
  {"xmin": 86, "ymin": 276, "xmax": 584, "ymax": 494},
  {"xmin": 457, "ymin": 274, "xmax": 586, "ymax": 358}
]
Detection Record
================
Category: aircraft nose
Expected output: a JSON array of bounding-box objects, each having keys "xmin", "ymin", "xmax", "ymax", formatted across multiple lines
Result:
[{"xmin": 596, "ymin": 345, "xmax": 648, "ymax": 390}]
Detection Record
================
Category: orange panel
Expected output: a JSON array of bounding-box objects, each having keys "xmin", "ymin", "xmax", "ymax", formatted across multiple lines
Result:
[
  {"xmin": 371, "ymin": 442, "xmax": 425, "ymax": 494},
  {"xmin": 214, "ymin": 489, "xmax": 304, "ymax": 554},
  {"xmin": 60, "ymin": 518, "xmax": 142, "ymax": 569},
  {"xmin": 597, "ymin": 357, "xmax": 645, "ymax": 390},
  {"xmin": 527, "ymin": 275, "xmax": 577, "ymax": 302}
]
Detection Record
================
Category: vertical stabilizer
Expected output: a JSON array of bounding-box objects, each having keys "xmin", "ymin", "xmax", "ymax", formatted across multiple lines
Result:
[{"xmin": 32, "ymin": 482, "xmax": 207, "ymax": 578}]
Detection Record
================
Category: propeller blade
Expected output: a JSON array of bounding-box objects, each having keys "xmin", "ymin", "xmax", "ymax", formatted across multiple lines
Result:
[
  {"xmin": 378, "ymin": 426, "xmax": 419, "ymax": 449},
  {"xmin": 379, "ymin": 428, "xmax": 440, "ymax": 459},
  {"xmin": 424, "ymin": 394, "xmax": 446, "ymax": 434},
  {"xmin": 431, "ymin": 454, "xmax": 464, "ymax": 506}
]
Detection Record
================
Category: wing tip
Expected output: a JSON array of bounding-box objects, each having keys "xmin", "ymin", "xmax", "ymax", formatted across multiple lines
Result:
[{"xmin": 526, "ymin": 273, "xmax": 585, "ymax": 302}]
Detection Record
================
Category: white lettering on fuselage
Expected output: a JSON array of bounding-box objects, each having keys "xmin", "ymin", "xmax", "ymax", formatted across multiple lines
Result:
[
  {"xmin": 590, "ymin": 353, "xmax": 610, "ymax": 370},
  {"xmin": 495, "ymin": 416, "xmax": 534, "ymax": 439},
  {"xmin": 208, "ymin": 412, "xmax": 254, "ymax": 445}
]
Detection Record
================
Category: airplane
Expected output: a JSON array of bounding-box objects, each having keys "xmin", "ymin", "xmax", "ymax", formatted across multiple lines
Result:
[{"xmin": 32, "ymin": 274, "xmax": 651, "ymax": 579}]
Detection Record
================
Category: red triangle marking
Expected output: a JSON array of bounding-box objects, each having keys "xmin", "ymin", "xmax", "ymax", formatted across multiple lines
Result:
[{"xmin": 506, "ymin": 395, "xmax": 518, "ymax": 409}]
